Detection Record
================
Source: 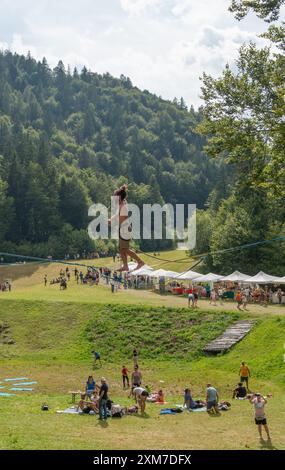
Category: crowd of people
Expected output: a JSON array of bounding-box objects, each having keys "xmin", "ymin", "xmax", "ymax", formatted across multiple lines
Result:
[
  {"xmin": 186, "ymin": 285, "xmax": 284, "ymax": 310},
  {"xmin": 69, "ymin": 349, "xmax": 271, "ymax": 443}
]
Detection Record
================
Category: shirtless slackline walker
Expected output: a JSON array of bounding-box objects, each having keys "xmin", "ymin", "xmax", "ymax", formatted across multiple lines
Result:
[{"xmin": 109, "ymin": 185, "xmax": 145, "ymax": 272}]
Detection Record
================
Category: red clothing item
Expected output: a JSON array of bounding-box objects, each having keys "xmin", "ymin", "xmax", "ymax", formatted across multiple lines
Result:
[{"xmin": 122, "ymin": 367, "xmax": 128, "ymax": 376}]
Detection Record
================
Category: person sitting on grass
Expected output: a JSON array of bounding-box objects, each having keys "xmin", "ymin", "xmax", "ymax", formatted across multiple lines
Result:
[
  {"xmin": 77, "ymin": 393, "xmax": 98, "ymax": 413},
  {"xmin": 232, "ymin": 382, "xmax": 247, "ymax": 399},
  {"xmin": 250, "ymin": 393, "xmax": 271, "ymax": 441},
  {"xmin": 206, "ymin": 383, "xmax": 220, "ymax": 414},
  {"xmin": 184, "ymin": 388, "xmax": 206, "ymax": 410}
]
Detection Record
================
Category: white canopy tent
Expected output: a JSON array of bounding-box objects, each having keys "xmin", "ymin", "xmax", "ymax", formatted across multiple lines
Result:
[
  {"xmin": 150, "ymin": 269, "xmax": 176, "ymax": 279},
  {"xmin": 176, "ymin": 269, "xmax": 201, "ymax": 281},
  {"xmin": 164, "ymin": 270, "xmax": 181, "ymax": 279},
  {"xmin": 193, "ymin": 272, "xmax": 223, "ymax": 283},
  {"xmin": 246, "ymin": 271, "xmax": 282, "ymax": 284},
  {"xmin": 127, "ymin": 262, "xmax": 139, "ymax": 272},
  {"xmin": 130, "ymin": 265, "xmax": 153, "ymax": 276},
  {"xmin": 220, "ymin": 271, "xmax": 250, "ymax": 282},
  {"xmin": 148, "ymin": 269, "xmax": 171, "ymax": 278}
]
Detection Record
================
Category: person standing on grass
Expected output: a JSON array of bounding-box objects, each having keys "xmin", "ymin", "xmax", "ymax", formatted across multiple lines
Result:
[
  {"xmin": 217, "ymin": 287, "xmax": 224, "ymax": 305},
  {"xmin": 241, "ymin": 290, "xmax": 249, "ymax": 311},
  {"xmin": 98, "ymin": 377, "xmax": 108, "ymax": 421},
  {"xmin": 133, "ymin": 348, "xmax": 139, "ymax": 367},
  {"xmin": 250, "ymin": 394, "xmax": 271, "ymax": 441},
  {"xmin": 85, "ymin": 375, "xmax": 96, "ymax": 398},
  {"xmin": 44, "ymin": 274, "xmax": 48, "ymax": 286},
  {"xmin": 129, "ymin": 365, "xmax": 142, "ymax": 398},
  {"xmin": 108, "ymin": 184, "xmax": 145, "ymax": 272},
  {"xmin": 236, "ymin": 290, "xmax": 243, "ymax": 311},
  {"xmin": 206, "ymin": 384, "xmax": 219, "ymax": 414},
  {"xmin": 122, "ymin": 365, "xmax": 129, "ymax": 388},
  {"xmin": 239, "ymin": 362, "xmax": 250, "ymax": 391},
  {"xmin": 188, "ymin": 289, "xmax": 194, "ymax": 308},
  {"xmin": 93, "ymin": 350, "xmax": 102, "ymax": 368},
  {"xmin": 277, "ymin": 288, "xmax": 283, "ymax": 304},
  {"xmin": 210, "ymin": 289, "xmax": 217, "ymax": 306}
]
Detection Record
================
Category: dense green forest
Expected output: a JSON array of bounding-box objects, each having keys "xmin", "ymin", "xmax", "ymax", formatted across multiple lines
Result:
[
  {"xmin": 0, "ymin": 0, "xmax": 284, "ymax": 275},
  {"xmin": 0, "ymin": 51, "xmax": 229, "ymax": 258}
]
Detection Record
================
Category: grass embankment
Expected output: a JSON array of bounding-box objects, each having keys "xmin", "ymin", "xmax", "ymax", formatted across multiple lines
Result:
[{"xmin": 0, "ymin": 298, "xmax": 284, "ymax": 449}]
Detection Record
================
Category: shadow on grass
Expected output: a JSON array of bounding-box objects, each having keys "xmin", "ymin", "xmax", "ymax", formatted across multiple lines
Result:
[
  {"xmin": 97, "ymin": 419, "xmax": 109, "ymax": 428},
  {"xmin": 207, "ymin": 411, "xmax": 222, "ymax": 418},
  {"xmin": 259, "ymin": 438, "xmax": 278, "ymax": 450}
]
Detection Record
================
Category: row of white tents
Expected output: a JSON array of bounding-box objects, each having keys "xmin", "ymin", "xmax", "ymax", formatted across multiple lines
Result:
[{"xmin": 127, "ymin": 263, "xmax": 285, "ymax": 284}]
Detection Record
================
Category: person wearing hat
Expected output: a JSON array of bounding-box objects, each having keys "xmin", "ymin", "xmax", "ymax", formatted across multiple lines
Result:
[{"xmin": 98, "ymin": 377, "xmax": 108, "ymax": 420}]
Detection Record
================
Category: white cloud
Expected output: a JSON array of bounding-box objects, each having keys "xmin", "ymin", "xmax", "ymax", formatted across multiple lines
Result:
[
  {"xmin": 0, "ymin": 0, "xmax": 270, "ymax": 107},
  {"xmin": 120, "ymin": 0, "xmax": 162, "ymax": 15}
]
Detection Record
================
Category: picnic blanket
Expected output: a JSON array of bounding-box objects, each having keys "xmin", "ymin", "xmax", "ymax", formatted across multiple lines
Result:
[
  {"xmin": 175, "ymin": 404, "xmax": 207, "ymax": 412},
  {"xmin": 159, "ymin": 408, "xmax": 183, "ymax": 415},
  {"xmin": 57, "ymin": 407, "xmax": 80, "ymax": 415}
]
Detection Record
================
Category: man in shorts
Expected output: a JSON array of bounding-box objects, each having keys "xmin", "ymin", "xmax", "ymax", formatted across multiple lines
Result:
[
  {"xmin": 250, "ymin": 393, "xmax": 271, "ymax": 441},
  {"xmin": 206, "ymin": 383, "xmax": 219, "ymax": 414},
  {"xmin": 239, "ymin": 361, "xmax": 250, "ymax": 391},
  {"xmin": 133, "ymin": 386, "xmax": 149, "ymax": 414},
  {"xmin": 188, "ymin": 290, "xmax": 194, "ymax": 308}
]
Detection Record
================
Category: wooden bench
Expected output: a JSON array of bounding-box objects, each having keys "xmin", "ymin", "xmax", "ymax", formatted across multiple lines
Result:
[{"xmin": 69, "ymin": 390, "xmax": 83, "ymax": 403}]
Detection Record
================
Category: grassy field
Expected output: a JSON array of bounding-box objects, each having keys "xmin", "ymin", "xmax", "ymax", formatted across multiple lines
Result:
[{"xmin": 0, "ymin": 255, "xmax": 285, "ymax": 450}]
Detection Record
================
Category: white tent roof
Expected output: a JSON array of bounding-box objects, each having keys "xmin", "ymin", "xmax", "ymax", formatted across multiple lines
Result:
[
  {"xmin": 193, "ymin": 272, "xmax": 223, "ymax": 283},
  {"xmin": 246, "ymin": 271, "xmax": 281, "ymax": 284},
  {"xmin": 148, "ymin": 269, "xmax": 172, "ymax": 278},
  {"xmin": 130, "ymin": 265, "xmax": 153, "ymax": 276},
  {"xmin": 220, "ymin": 271, "xmax": 250, "ymax": 282},
  {"xmin": 278, "ymin": 276, "xmax": 285, "ymax": 284},
  {"xmin": 164, "ymin": 270, "xmax": 180, "ymax": 279},
  {"xmin": 128, "ymin": 262, "xmax": 139, "ymax": 272},
  {"xmin": 176, "ymin": 269, "xmax": 201, "ymax": 280}
]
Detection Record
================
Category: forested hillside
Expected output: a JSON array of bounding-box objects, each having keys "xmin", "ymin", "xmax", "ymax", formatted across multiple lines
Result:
[
  {"xmin": 0, "ymin": 51, "xmax": 227, "ymax": 257},
  {"xmin": 0, "ymin": 48, "xmax": 284, "ymax": 274}
]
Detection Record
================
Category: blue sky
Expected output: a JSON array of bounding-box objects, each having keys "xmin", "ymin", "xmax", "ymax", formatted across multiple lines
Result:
[{"xmin": 0, "ymin": 0, "xmax": 276, "ymax": 107}]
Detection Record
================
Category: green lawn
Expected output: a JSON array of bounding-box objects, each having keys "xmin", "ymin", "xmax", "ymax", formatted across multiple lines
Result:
[{"xmin": 0, "ymin": 297, "xmax": 285, "ymax": 450}]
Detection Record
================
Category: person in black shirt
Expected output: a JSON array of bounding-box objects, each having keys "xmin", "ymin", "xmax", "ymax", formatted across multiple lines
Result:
[
  {"xmin": 232, "ymin": 382, "xmax": 247, "ymax": 399},
  {"xmin": 98, "ymin": 377, "xmax": 108, "ymax": 420}
]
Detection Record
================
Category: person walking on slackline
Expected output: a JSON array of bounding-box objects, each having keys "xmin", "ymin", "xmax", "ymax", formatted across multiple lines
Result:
[{"xmin": 109, "ymin": 184, "xmax": 145, "ymax": 272}]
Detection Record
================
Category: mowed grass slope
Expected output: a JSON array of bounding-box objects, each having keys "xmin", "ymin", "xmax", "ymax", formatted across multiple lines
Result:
[{"xmin": 0, "ymin": 297, "xmax": 285, "ymax": 450}]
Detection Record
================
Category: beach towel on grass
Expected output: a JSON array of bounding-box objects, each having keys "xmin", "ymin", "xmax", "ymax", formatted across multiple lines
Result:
[
  {"xmin": 9, "ymin": 388, "xmax": 34, "ymax": 392},
  {"xmin": 12, "ymin": 382, "xmax": 37, "ymax": 387},
  {"xmin": 191, "ymin": 407, "xmax": 207, "ymax": 412},
  {"xmin": 4, "ymin": 377, "xmax": 28, "ymax": 382},
  {"xmin": 57, "ymin": 407, "xmax": 80, "ymax": 415},
  {"xmin": 160, "ymin": 408, "xmax": 183, "ymax": 415},
  {"xmin": 0, "ymin": 393, "xmax": 16, "ymax": 397}
]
